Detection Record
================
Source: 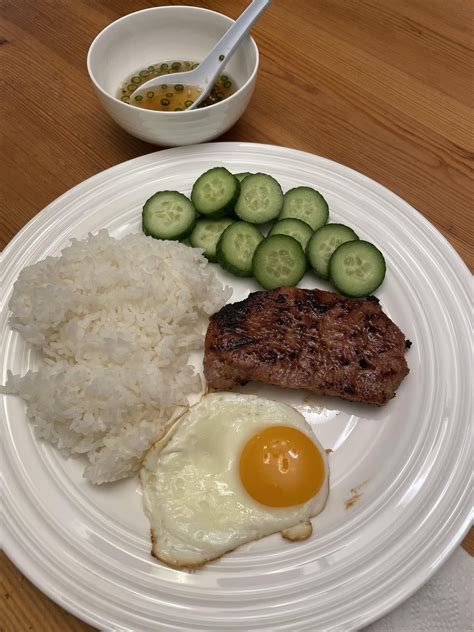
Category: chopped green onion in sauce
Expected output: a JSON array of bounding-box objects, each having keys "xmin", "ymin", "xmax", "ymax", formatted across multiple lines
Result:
[{"xmin": 118, "ymin": 60, "xmax": 236, "ymax": 111}]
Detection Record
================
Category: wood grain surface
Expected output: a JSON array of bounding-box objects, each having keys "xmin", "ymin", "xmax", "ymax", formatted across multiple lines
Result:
[{"xmin": 1, "ymin": 1, "xmax": 472, "ymax": 630}]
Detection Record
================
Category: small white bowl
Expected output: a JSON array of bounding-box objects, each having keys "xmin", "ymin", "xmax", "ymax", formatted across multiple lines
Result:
[{"xmin": 87, "ymin": 6, "xmax": 259, "ymax": 146}]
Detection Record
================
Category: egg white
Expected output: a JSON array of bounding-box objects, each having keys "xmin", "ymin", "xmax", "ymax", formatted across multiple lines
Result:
[{"xmin": 140, "ymin": 392, "xmax": 329, "ymax": 568}]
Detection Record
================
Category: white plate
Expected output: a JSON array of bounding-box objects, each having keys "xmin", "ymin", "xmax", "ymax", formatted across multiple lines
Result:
[{"xmin": 1, "ymin": 143, "xmax": 471, "ymax": 632}]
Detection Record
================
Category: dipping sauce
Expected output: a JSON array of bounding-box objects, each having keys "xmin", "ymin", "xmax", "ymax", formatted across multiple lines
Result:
[{"xmin": 118, "ymin": 60, "xmax": 236, "ymax": 111}]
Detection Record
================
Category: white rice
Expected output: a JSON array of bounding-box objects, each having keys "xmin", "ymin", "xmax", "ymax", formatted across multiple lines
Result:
[{"xmin": 2, "ymin": 230, "xmax": 232, "ymax": 484}]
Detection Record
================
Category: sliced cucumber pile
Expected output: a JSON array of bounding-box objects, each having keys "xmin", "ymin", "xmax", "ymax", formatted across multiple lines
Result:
[
  {"xmin": 216, "ymin": 222, "xmax": 263, "ymax": 277},
  {"xmin": 253, "ymin": 235, "xmax": 306, "ymax": 290},
  {"xmin": 142, "ymin": 191, "xmax": 196, "ymax": 240},
  {"xmin": 269, "ymin": 218, "xmax": 313, "ymax": 251},
  {"xmin": 235, "ymin": 173, "xmax": 283, "ymax": 224},
  {"xmin": 189, "ymin": 218, "xmax": 235, "ymax": 262},
  {"xmin": 329, "ymin": 241, "xmax": 386, "ymax": 297},
  {"xmin": 191, "ymin": 167, "xmax": 240, "ymax": 218},
  {"xmin": 307, "ymin": 223, "xmax": 359, "ymax": 280},
  {"xmin": 141, "ymin": 166, "xmax": 387, "ymax": 295}
]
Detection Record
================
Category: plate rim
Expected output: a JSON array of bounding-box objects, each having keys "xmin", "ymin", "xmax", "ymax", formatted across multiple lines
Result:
[{"xmin": 1, "ymin": 141, "xmax": 472, "ymax": 631}]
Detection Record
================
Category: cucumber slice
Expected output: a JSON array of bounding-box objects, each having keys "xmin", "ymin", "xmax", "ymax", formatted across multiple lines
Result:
[
  {"xmin": 269, "ymin": 218, "xmax": 313, "ymax": 251},
  {"xmin": 216, "ymin": 221, "xmax": 264, "ymax": 277},
  {"xmin": 189, "ymin": 218, "xmax": 235, "ymax": 262},
  {"xmin": 280, "ymin": 187, "xmax": 329, "ymax": 230},
  {"xmin": 307, "ymin": 223, "xmax": 359, "ymax": 280},
  {"xmin": 191, "ymin": 167, "xmax": 240, "ymax": 218},
  {"xmin": 142, "ymin": 191, "xmax": 196, "ymax": 240},
  {"xmin": 252, "ymin": 235, "xmax": 306, "ymax": 290},
  {"xmin": 329, "ymin": 240, "xmax": 386, "ymax": 297},
  {"xmin": 235, "ymin": 172, "xmax": 252, "ymax": 182},
  {"xmin": 235, "ymin": 173, "xmax": 284, "ymax": 224}
]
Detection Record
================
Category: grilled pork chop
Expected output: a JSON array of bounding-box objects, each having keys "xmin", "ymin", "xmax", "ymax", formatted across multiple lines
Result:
[{"xmin": 204, "ymin": 287, "xmax": 410, "ymax": 406}]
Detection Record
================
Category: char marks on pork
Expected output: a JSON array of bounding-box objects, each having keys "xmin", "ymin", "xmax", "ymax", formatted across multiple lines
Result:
[{"xmin": 204, "ymin": 287, "xmax": 410, "ymax": 406}]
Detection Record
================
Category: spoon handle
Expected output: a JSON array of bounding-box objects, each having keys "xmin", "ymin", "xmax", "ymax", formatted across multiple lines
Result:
[{"xmin": 198, "ymin": 0, "xmax": 271, "ymax": 82}]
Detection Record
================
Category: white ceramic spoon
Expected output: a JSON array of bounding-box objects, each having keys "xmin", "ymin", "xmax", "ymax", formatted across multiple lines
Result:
[{"xmin": 130, "ymin": 0, "xmax": 271, "ymax": 109}]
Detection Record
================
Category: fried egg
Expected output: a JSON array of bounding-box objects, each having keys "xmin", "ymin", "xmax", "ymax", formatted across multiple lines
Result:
[{"xmin": 140, "ymin": 392, "xmax": 329, "ymax": 568}]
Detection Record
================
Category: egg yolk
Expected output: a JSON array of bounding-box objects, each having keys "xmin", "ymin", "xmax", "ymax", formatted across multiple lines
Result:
[{"xmin": 239, "ymin": 426, "xmax": 325, "ymax": 508}]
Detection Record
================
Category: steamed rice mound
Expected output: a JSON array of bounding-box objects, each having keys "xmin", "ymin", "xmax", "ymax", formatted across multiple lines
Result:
[{"xmin": 3, "ymin": 230, "xmax": 232, "ymax": 483}]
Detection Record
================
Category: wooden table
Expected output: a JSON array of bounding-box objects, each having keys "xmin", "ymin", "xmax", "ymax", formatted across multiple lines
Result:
[{"xmin": 1, "ymin": 1, "xmax": 472, "ymax": 630}]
